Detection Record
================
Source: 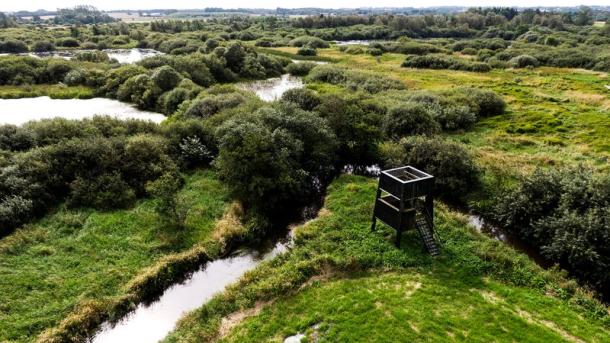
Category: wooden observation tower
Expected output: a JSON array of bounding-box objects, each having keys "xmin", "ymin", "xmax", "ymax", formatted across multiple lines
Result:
[{"xmin": 370, "ymin": 166, "xmax": 440, "ymax": 256}]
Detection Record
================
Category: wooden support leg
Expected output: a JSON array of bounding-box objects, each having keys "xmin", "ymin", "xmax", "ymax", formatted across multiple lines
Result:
[
  {"xmin": 370, "ymin": 188, "xmax": 382, "ymax": 232},
  {"xmin": 395, "ymin": 227, "xmax": 402, "ymax": 247}
]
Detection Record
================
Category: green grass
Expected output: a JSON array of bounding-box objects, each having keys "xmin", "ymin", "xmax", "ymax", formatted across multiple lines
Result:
[
  {"xmin": 222, "ymin": 272, "xmax": 605, "ymax": 342},
  {"xmin": 164, "ymin": 175, "xmax": 609, "ymax": 342},
  {"xmin": 0, "ymin": 84, "xmax": 94, "ymax": 99},
  {"xmin": 290, "ymin": 48, "xmax": 610, "ymax": 173},
  {"xmin": 0, "ymin": 169, "xmax": 229, "ymax": 342}
]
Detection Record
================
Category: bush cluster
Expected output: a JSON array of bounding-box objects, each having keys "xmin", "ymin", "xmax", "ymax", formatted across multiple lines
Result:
[
  {"xmin": 493, "ymin": 167, "xmax": 610, "ymax": 294},
  {"xmin": 307, "ymin": 65, "xmax": 405, "ymax": 93},
  {"xmin": 380, "ymin": 136, "xmax": 481, "ymax": 202},
  {"xmin": 402, "ymin": 55, "xmax": 492, "ymax": 72}
]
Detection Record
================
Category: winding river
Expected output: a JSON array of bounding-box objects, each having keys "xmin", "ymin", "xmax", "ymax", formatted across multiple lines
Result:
[{"xmin": 91, "ymin": 237, "xmax": 294, "ymax": 343}]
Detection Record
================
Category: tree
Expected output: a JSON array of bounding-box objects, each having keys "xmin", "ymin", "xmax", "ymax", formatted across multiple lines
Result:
[
  {"xmin": 151, "ymin": 66, "xmax": 182, "ymax": 91},
  {"xmin": 146, "ymin": 172, "xmax": 188, "ymax": 229},
  {"xmin": 573, "ymin": 6, "xmax": 593, "ymax": 26},
  {"xmin": 383, "ymin": 102, "xmax": 441, "ymax": 138},
  {"xmin": 215, "ymin": 104, "xmax": 337, "ymax": 215}
]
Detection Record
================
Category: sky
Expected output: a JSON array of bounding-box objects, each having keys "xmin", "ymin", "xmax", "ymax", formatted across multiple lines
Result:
[{"xmin": 0, "ymin": 1, "xmax": 607, "ymax": 12}]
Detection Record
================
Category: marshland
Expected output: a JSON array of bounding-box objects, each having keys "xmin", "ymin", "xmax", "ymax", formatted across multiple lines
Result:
[{"xmin": 0, "ymin": 4, "xmax": 609, "ymax": 343}]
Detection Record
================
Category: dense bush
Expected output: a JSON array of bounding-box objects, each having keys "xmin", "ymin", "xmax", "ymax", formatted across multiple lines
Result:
[
  {"xmin": 509, "ymin": 54, "xmax": 540, "ymax": 68},
  {"xmin": 307, "ymin": 65, "xmax": 404, "ymax": 93},
  {"xmin": 215, "ymin": 103, "xmax": 337, "ymax": 215},
  {"xmin": 281, "ymin": 88, "xmax": 321, "ymax": 111},
  {"xmin": 493, "ymin": 167, "xmax": 610, "ymax": 294},
  {"xmin": 0, "ymin": 39, "xmax": 28, "ymax": 53},
  {"xmin": 380, "ymin": 136, "xmax": 480, "ymax": 202},
  {"xmin": 315, "ymin": 94, "xmax": 382, "ymax": 169},
  {"xmin": 297, "ymin": 46, "xmax": 317, "ymax": 56},
  {"xmin": 290, "ymin": 36, "xmax": 330, "ymax": 48},
  {"xmin": 151, "ymin": 65, "xmax": 183, "ymax": 91},
  {"xmin": 383, "ymin": 103, "xmax": 441, "ymax": 138},
  {"xmin": 286, "ymin": 62, "xmax": 317, "ymax": 76},
  {"xmin": 162, "ymin": 119, "xmax": 216, "ymax": 168},
  {"xmin": 66, "ymin": 172, "xmax": 136, "ymax": 210},
  {"xmin": 32, "ymin": 41, "xmax": 56, "ymax": 52},
  {"xmin": 182, "ymin": 93, "xmax": 246, "ymax": 118},
  {"xmin": 402, "ymin": 55, "xmax": 491, "ymax": 72},
  {"xmin": 0, "ymin": 121, "xmax": 182, "ymax": 235},
  {"xmin": 73, "ymin": 51, "xmax": 110, "ymax": 63}
]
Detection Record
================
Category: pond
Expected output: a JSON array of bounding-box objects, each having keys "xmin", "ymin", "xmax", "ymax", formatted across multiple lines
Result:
[
  {"xmin": 0, "ymin": 48, "xmax": 162, "ymax": 64},
  {"xmin": 0, "ymin": 97, "xmax": 166, "ymax": 125},
  {"xmin": 237, "ymin": 74, "xmax": 303, "ymax": 101}
]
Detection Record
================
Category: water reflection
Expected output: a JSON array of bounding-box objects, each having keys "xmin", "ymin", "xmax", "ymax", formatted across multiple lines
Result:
[
  {"xmin": 467, "ymin": 214, "xmax": 552, "ymax": 268},
  {"xmin": 0, "ymin": 97, "xmax": 165, "ymax": 125},
  {"xmin": 237, "ymin": 74, "xmax": 303, "ymax": 101},
  {"xmin": 0, "ymin": 48, "xmax": 162, "ymax": 64},
  {"xmin": 334, "ymin": 40, "xmax": 372, "ymax": 46}
]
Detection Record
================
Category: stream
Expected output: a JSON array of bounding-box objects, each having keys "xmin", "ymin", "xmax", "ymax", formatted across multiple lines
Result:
[
  {"xmin": 466, "ymin": 214, "xmax": 553, "ymax": 268},
  {"xmin": 89, "ymin": 210, "xmax": 311, "ymax": 343}
]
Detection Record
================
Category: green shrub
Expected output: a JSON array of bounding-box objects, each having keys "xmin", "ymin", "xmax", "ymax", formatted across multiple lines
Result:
[
  {"xmin": 146, "ymin": 171, "xmax": 188, "ymax": 229},
  {"xmin": 290, "ymin": 36, "xmax": 329, "ymax": 48},
  {"xmin": 66, "ymin": 173, "xmax": 136, "ymax": 210},
  {"xmin": 183, "ymin": 93, "xmax": 246, "ymax": 118},
  {"xmin": 316, "ymin": 94, "xmax": 382, "ymax": 169},
  {"xmin": 383, "ymin": 103, "xmax": 441, "ymax": 138},
  {"xmin": 58, "ymin": 38, "xmax": 80, "ymax": 48},
  {"xmin": 307, "ymin": 65, "xmax": 404, "ymax": 93},
  {"xmin": 151, "ymin": 66, "xmax": 183, "ymax": 91},
  {"xmin": 32, "ymin": 41, "xmax": 55, "ymax": 52},
  {"xmin": 0, "ymin": 39, "xmax": 28, "ymax": 53},
  {"xmin": 162, "ymin": 119, "xmax": 216, "ymax": 168},
  {"xmin": 158, "ymin": 88, "xmax": 190, "ymax": 115},
  {"xmin": 286, "ymin": 62, "xmax": 317, "ymax": 76},
  {"xmin": 215, "ymin": 103, "xmax": 337, "ymax": 215},
  {"xmin": 0, "ymin": 195, "xmax": 33, "ymax": 235},
  {"xmin": 402, "ymin": 55, "xmax": 492, "ymax": 72},
  {"xmin": 73, "ymin": 51, "xmax": 110, "ymax": 63},
  {"xmin": 367, "ymin": 48, "xmax": 383, "ymax": 56},
  {"xmin": 381, "ymin": 136, "xmax": 480, "ymax": 202},
  {"xmin": 509, "ymin": 54, "xmax": 539, "ymax": 68},
  {"xmin": 281, "ymin": 88, "xmax": 321, "ymax": 111},
  {"xmin": 493, "ymin": 167, "xmax": 610, "ymax": 294},
  {"xmin": 297, "ymin": 46, "xmax": 317, "ymax": 56},
  {"xmin": 0, "ymin": 125, "xmax": 36, "ymax": 151},
  {"xmin": 63, "ymin": 70, "xmax": 86, "ymax": 86}
]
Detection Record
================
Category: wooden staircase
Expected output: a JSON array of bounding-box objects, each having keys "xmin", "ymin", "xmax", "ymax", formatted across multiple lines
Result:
[{"xmin": 415, "ymin": 209, "xmax": 440, "ymax": 256}]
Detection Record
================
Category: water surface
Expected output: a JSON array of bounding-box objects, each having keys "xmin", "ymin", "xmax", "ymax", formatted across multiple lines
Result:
[
  {"xmin": 467, "ymin": 214, "xmax": 552, "ymax": 268},
  {"xmin": 0, "ymin": 48, "xmax": 162, "ymax": 64},
  {"xmin": 0, "ymin": 97, "xmax": 165, "ymax": 125},
  {"xmin": 334, "ymin": 40, "xmax": 372, "ymax": 46},
  {"xmin": 237, "ymin": 74, "xmax": 303, "ymax": 101}
]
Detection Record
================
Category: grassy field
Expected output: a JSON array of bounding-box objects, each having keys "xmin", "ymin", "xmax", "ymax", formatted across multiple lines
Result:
[
  {"xmin": 0, "ymin": 170, "xmax": 229, "ymax": 342},
  {"xmin": 165, "ymin": 175, "xmax": 609, "ymax": 342},
  {"xmin": 0, "ymin": 84, "xmax": 94, "ymax": 99},
  {"xmin": 273, "ymin": 47, "xmax": 610, "ymax": 174}
]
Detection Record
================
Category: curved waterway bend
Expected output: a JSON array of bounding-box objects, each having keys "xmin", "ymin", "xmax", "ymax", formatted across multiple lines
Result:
[
  {"xmin": 90, "ymin": 230, "xmax": 296, "ymax": 343},
  {"xmin": 0, "ymin": 97, "xmax": 165, "ymax": 125}
]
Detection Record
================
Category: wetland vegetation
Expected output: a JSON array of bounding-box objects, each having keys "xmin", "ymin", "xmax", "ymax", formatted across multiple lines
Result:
[{"xmin": 0, "ymin": 4, "xmax": 609, "ymax": 342}]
